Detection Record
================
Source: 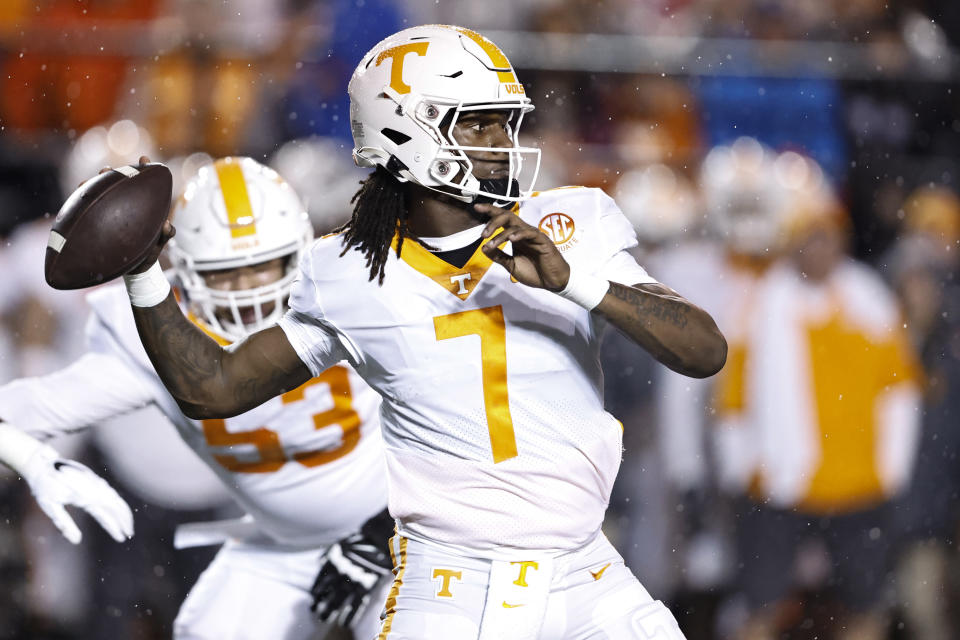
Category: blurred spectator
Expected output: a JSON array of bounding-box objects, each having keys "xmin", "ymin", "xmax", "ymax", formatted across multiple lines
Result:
[
  {"xmin": 641, "ymin": 140, "xmax": 788, "ymax": 631},
  {"xmin": 900, "ymin": 186, "xmax": 960, "ymax": 273},
  {"xmin": 884, "ymin": 185, "xmax": 960, "ymax": 640},
  {"xmin": 602, "ymin": 161, "xmax": 701, "ymax": 600},
  {"xmin": 724, "ymin": 196, "xmax": 921, "ymax": 640},
  {"xmin": 60, "ymin": 120, "xmax": 157, "ymax": 196}
]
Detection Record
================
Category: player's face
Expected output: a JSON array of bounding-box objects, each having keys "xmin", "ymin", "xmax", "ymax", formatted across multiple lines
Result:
[
  {"xmin": 792, "ymin": 225, "xmax": 844, "ymax": 282},
  {"xmin": 451, "ymin": 110, "xmax": 513, "ymax": 180},
  {"xmin": 201, "ymin": 257, "xmax": 286, "ymax": 325}
]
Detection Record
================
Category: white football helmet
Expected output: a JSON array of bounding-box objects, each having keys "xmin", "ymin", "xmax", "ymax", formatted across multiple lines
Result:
[
  {"xmin": 699, "ymin": 137, "xmax": 786, "ymax": 256},
  {"xmin": 615, "ymin": 164, "xmax": 701, "ymax": 243},
  {"xmin": 167, "ymin": 157, "xmax": 313, "ymax": 341},
  {"xmin": 348, "ymin": 24, "xmax": 541, "ymax": 205}
]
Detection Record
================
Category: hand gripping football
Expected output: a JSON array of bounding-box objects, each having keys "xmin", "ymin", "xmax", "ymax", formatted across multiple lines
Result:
[{"xmin": 44, "ymin": 163, "xmax": 173, "ymax": 290}]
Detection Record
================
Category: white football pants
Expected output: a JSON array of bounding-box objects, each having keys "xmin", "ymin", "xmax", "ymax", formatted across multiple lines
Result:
[
  {"xmin": 174, "ymin": 539, "xmax": 391, "ymax": 640},
  {"xmin": 375, "ymin": 531, "xmax": 687, "ymax": 640}
]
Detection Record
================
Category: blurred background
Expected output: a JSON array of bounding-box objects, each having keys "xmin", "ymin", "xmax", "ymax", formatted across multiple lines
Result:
[{"xmin": 0, "ymin": 1, "xmax": 959, "ymax": 639}]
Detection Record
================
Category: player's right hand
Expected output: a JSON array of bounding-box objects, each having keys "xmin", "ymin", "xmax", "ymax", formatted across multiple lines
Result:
[{"xmin": 22, "ymin": 444, "xmax": 134, "ymax": 545}]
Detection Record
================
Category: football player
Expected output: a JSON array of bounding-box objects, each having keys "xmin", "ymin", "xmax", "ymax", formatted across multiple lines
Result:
[
  {"xmin": 118, "ymin": 26, "xmax": 726, "ymax": 639},
  {"xmin": 0, "ymin": 157, "xmax": 391, "ymax": 640}
]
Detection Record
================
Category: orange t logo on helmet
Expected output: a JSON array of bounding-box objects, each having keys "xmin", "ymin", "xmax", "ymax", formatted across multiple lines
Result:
[{"xmin": 375, "ymin": 42, "xmax": 429, "ymax": 94}]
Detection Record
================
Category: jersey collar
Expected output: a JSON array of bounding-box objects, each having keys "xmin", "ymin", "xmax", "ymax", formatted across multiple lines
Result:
[{"xmin": 391, "ymin": 228, "xmax": 505, "ymax": 301}]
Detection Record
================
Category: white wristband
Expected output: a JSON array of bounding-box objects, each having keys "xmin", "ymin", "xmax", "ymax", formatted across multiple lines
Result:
[
  {"xmin": 122, "ymin": 262, "xmax": 171, "ymax": 307},
  {"xmin": 0, "ymin": 422, "xmax": 50, "ymax": 477},
  {"xmin": 556, "ymin": 268, "xmax": 610, "ymax": 310}
]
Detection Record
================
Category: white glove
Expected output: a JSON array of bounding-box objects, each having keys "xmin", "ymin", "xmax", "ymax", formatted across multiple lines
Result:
[{"xmin": 0, "ymin": 423, "xmax": 134, "ymax": 544}]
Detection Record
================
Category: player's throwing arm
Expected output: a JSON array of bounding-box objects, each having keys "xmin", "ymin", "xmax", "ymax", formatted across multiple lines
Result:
[
  {"xmin": 44, "ymin": 155, "xmax": 308, "ymax": 419},
  {"xmin": 113, "ymin": 156, "xmax": 313, "ymax": 417},
  {"xmin": 127, "ymin": 257, "xmax": 312, "ymax": 418},
  {"xmin": 477, "ymin": 203, "xmax": 727, "ymax": 378}
]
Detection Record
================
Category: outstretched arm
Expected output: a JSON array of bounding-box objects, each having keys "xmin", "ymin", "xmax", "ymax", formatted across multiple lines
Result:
[
  {"xmin": 478, "ymin": 204, "xmax": 727, "ymax": 379},
  {"xmin": 0, "ymin": 423, "xmax": 134, "ymax": 544}
]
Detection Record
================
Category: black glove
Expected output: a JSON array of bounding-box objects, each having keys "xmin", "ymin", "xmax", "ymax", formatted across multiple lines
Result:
[{"xmin": 310, "ymin": 509, "xmax": 395, "ymax": 627}]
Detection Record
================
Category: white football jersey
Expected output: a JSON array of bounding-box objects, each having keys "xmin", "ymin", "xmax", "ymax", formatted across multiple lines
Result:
[
  {"xmin": 279, "ymin": 187, "xmax": 656, "ymax": 557},
  {"xmin": 0, "ymin": 284, "xmax": 387, "ymax": 548}
]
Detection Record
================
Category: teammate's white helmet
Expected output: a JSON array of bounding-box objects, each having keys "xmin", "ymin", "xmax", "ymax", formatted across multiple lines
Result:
[
  {"xmin": 348, "ymin": 24, "xmax": 541, "ymax": 205},
  {"xmin": 615, "ymin": 164, "xmax": 701, "ymax": 243},
  {"xmin": 699, "ymin": 137, "xmax": 785, "ymax": 256},
  {"xmin": 168, "ymin": 157, "xmax": 313, "ymax": 341}
]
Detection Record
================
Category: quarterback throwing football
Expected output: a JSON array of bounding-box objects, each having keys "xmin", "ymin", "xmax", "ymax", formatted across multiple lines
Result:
[{"xmin": 121, "ymin": 26, "xmax": 726, "ymax": 639}]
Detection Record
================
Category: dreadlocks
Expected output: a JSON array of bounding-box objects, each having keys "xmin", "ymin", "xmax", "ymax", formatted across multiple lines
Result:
[{"xmin": 337, "ymin": 166, "xmax": 409, "ymax": 284}]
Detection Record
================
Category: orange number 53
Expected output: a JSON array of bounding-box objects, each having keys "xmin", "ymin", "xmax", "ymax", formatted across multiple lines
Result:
[
  {"xmin": 434, "ymin": 305, "xmax": 518, "ymax": 463},
  {"xmin": 201, "ymin": 365, "xmax": 361, "ymax": 473}
]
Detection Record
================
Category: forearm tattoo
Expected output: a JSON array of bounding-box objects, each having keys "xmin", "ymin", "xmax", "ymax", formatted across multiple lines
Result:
[
  {"xmin": 606, "ymin": 282, "xmax": 690, "ymax": 329},
  {"xmin": 598, "ymin": 282, "xmax": 726, "ymax": 378},
  {"xmin": 132, "ymin": 295, "xmax": 303, "ymax": 416},
  {"xmin": 131, "ymin": 294, "xmax": 223, "ymax": 402}
]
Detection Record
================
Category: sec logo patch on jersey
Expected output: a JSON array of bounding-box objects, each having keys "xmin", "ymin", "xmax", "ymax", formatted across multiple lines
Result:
[{"xmin": 538, "ymin": 213, "xmax": 579, "ymax": 251}]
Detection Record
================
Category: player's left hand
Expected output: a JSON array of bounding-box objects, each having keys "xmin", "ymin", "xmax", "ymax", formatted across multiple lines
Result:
[
  {"xmin": 310, "ymin": 513, "xmax": 394, "ymax": 627},
  {"xmin": 23, "ymin": 445, "xmax": 135, "ymax": 545},
  {"xmin": 477, "ymin": 203, "xmax": 571, "ymax": 291}
]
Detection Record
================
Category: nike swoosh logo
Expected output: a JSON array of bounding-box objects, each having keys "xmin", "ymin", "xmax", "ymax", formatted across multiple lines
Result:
[
  {"xmin": 589, "ymin": 563, "xmax": 611, "ymax": 581},
  {"xmin": 53, "ymin": 461, "xmax": 68, "ymax": 472},
  {"xmin": 502, "ymin": 601, "xmax": 524, "ymax": 608}
]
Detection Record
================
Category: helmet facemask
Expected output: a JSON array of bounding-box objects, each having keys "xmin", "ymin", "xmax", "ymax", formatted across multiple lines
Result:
[
  {"xmin": 427, "ymin": 101, "xmax": 540, "ymax": 207},
  {"xmin": 175, "ymin": 252, "xmax": 302, "ymax": 343}
]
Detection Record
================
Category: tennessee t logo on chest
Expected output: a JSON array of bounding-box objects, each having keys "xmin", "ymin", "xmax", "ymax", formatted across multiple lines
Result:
[{"xmin": 450, "ymin": 273, "xmax": 472, "ymax": 295}]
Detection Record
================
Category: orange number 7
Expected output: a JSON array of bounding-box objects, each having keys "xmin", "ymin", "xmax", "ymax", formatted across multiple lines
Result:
[
  {"xmin": 434, "ymin": 305, "xmax": 518, "ymax": 463},
  {"xmin": 201, "ymin": 365, "xmax": 361, "ymax": 473}
]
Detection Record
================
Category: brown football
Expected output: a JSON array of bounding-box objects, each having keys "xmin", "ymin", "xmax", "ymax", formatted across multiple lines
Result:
[{"xmin": 44, "ymin": 163, "xmax": 172, "ymax": 290}]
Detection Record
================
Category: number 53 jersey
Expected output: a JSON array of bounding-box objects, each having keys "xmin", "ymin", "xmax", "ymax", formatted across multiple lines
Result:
[
  {"xmin": 0, "ymin": 282, "xmax": 387, "ymax": 548},
  {"xmin": 279, "ymin": 187, "xmax": 657, "ymax": 558}
]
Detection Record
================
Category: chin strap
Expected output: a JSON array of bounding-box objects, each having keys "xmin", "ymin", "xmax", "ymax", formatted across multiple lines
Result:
[{"xmin": 473, "ymin": 177, "xmax": 521, "ymax": 207}]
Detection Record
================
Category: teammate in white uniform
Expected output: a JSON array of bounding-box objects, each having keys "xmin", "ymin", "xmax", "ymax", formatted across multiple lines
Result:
[
  {"xmin": 114, "ymin": 26, "xmax": 727, "ymax": 640},
  {"xmin": 0, "ymin": 157, "xmax": 390, "ymax": 640}
]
